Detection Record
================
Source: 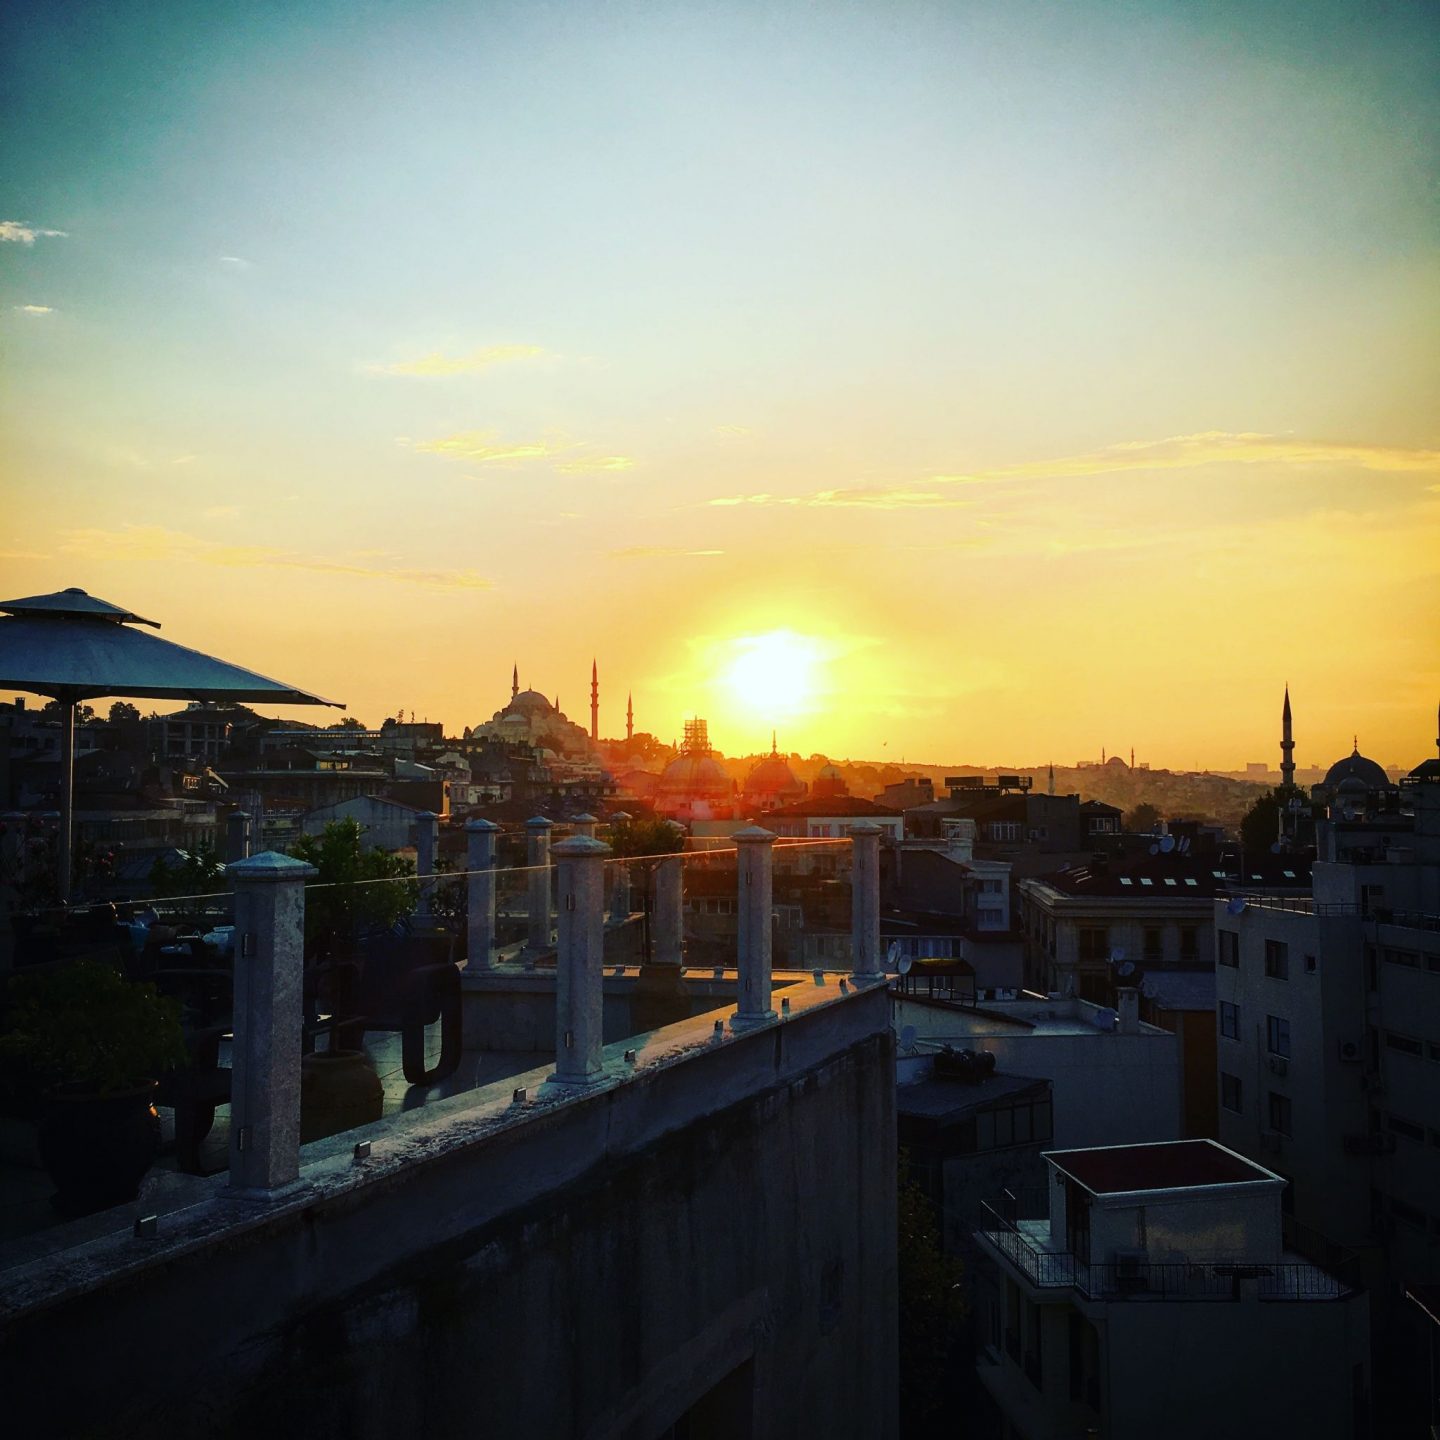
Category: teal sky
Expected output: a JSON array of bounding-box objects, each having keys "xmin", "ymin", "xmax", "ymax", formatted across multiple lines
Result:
[{"xmin": 3, "ymin": 1, "xmax": 1438, "ymax": 767}]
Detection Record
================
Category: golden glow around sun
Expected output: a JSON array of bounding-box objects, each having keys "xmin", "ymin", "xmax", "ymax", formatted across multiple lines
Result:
[{"xmin": 722, "ymin": 630, "xmax": 822, "ymax": 716}]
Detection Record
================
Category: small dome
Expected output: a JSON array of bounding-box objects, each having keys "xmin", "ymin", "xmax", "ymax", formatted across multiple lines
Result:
[
  {"xmin": 811, "ymin": 761, "xmax": 849, "ymax": 798},
  {"xmin": 1337, "ymin": 775, "xmax": 1368, "ymax": 796},
  {"xmin": 1323, "ymin": 748, "xmax": 1388, "ymax": 792},
  {"xmin": 659, "ymin": 753, "xmax": 734, "ymax": 796}
]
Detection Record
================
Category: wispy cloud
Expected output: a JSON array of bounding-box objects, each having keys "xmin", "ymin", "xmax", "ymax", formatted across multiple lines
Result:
[
  {"xmin": 366, "ymin": 344, "xmax": 545, "ymax": 377},
  {"xmin": 0, "ymin": 221, "xmax": 67, "ymax": 245},
  {"xmin": 407, "ymin": 430, "xmax": 564, "ymax": 466},
  {"xmin": 928, "ymin": 432, "xmax": 1440, "ymax": 486},
  {"xmin": 201, "ymin": 504, "xmax": 240, "ymax": 519},
  {"xmin": 556, "ymin": 455, "xmax": 634, "ymax": 475},
  {"xmin": 0, "ymin": 550, "xmax": 50, "ymax": 561},
  {"xmin": 710, "ymin": 487, "xmax": 978, "ymax": 510},
  {"xmin": 60, "ymin": 525, "xmax": 493, "ymax": 593},
  {"xmin": 610, "ymin": 546, "xmax": 725, "ymax": 560},
  {"xmin": 714, "ymin": 424, "xmax": 753, "ymax": 440},
  {"xmin": 707, "ymin": 432, "xmax": 1440, "ymax": 509},
  {"xmin": 13, "ymin": 304, "xmax": 53, "ymax": 315},
  {"xmin": 218, "ymin": 255, "xmax": 252, "ymax": 269}
]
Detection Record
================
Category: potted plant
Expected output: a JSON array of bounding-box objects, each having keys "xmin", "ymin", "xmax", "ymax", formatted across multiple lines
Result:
[{"xmin": 0, "ymin": 960, "xmax": 187, "ymax": 1215}]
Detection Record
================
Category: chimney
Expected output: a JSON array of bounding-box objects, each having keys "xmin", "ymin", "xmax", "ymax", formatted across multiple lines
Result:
[{"xmin": 1116, "ymin": 987, "xmax": 1140, "ymax": 1035}]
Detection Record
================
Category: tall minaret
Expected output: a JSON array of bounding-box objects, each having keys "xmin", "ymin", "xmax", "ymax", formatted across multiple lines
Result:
[
  {"xmin": 512, "ymin": 663, "xmax": 519, "ymax": 700},
  {"xmin": 626, "ymin": 691, "xmax": 634, "ymax": 742},
  {"xmin": 1048, "ymin": 760, "xmax": 1055, "ymax": 796},
  {"xmin": 590, "ymin": 659, "xmax": 599, "ymax": 743},
  {"xmin": 1280, "ymin": 685, "xmax": 1295, "ymax": 790}
]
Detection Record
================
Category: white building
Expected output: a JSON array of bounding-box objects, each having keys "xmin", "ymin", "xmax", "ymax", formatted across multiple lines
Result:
[
  {"xmin": 300, "ymin": 794, "xmax": 425, "ymax": 852},
  {"xmin": 891, "ymin": 990, "xmax": 1181, "ymax": 1150},
  {"xmin": 972, "ymin": 1139, "xmax": 1369, "ymax": 1439},
  {"xmin": 1215, "ymin": 767, "xmax": 1439, "ymax": 1430}
]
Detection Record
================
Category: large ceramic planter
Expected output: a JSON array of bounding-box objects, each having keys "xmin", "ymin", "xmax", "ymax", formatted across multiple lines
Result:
[{"xmin": 37, "ymin": 1082, "xmax": 161, "ymax": 1217}]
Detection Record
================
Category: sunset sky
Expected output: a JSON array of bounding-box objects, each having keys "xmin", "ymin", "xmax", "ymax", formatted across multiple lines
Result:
[{"xmin": 3, "ymin": 0, "xmax": 1437, "ymax": 770}]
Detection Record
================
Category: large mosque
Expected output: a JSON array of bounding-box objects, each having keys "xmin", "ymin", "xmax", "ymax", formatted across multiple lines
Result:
[{"xmin": 470, "ymin": 664, "xmax": 602, "ymax": 759}]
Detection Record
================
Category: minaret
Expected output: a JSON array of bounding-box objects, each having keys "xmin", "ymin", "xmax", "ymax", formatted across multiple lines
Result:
[
  {"xmin": 626, "ymin": 691, "xmax": 633, "ymax": 742},
  {"xmin": 1048, "ymin": 760, "xmax": 1055, "ymax": 796},
  {"xmin": 512, "ymin": 664, "xmax": 519, "ymax": 700},
  {"xmin": 771, "ymin": 729, "xmax": 778, "ymax": 756},
  {"xmin": 1280, "ymin": 685, "xmax": 1295, "ymax": 791},
  {"xmin": 590, "ymin": 659, "xmax": 599, "ymax": 743}
]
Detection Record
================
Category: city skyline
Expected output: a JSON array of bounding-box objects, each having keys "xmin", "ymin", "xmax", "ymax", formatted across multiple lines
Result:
[{"xmin": 3, "ymin": 0, "xmax": 1437, "ymax": 768}]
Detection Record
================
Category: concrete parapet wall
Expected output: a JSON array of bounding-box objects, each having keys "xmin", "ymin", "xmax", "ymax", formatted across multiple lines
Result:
[{"xmin": 0, "ymin": 984, "xmax": 897, "ymax": 1440}]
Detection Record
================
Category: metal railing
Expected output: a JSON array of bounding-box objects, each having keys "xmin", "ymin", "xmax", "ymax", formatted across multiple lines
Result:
[{"xmin": 977, "ymin": 1200, "xmax": 1353, "ymax": 1301}]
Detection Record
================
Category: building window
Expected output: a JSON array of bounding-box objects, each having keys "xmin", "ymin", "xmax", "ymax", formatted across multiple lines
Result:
[
  {"xmin": 1078, "ymin": 928, "xmax": 1109, "ymax": 963},
  {"xmin": 1218, "ymin": 930, "xmax": 1239, "ymax": 967},
  {"xmin": 1266, "ymin": 1015, "xmax": 1291, "ymax": 1057},
  {"xmin": 1221, "ymin": 1073, "xmax": 1242, "ymax": 1113},
  {"xmin": 1264, "ymin": 940, "xmax": 1289, "ymax": 979},
  {"xmin": 1384, "ymin": 1031, "xmax": 1423, "ymax": 1057},
  {"xmin": 1387, "ymin": 1114, "xmax": 1425, "ymax": 1143},
  {"xmin": 1382, "ymin": 947, "xmax": 1419, "ymax": 969},
  {"xmin": 1219, "ymin": 1002, "xmax": 1239, "ymax": 1040},
  {"xmin": 1180, "ymin": 925, "xmax": 1198, "ymax": 960},
  {"xmin": 1143, "ymin": 927, "xmax": 1163, "ymax": 961},
  {"xmin": 1304, "ymin": 953, "xmax": 1317, "ymax": 974},
  {"xmin": 1268, "ymin": 1091, "xmax": 1293, "ymax": 1136}
]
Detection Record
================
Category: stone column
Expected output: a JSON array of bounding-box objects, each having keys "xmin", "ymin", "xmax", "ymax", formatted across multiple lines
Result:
[
  {"xmin": 465, "ymin": 818, "xmax": 500, "ymax": 972},
  {"xmin": 227, "ymin": 851, "xmax": 316, "ymax": 1196},
  {"xmin": 524, "ymin": 816, "xmax": 554, "ymax": 961},
  {"xmin": 547, "ymin": 835, "xmax": 611, "ymax": 1088},
  {"xmin": 415, "ymin": 811, "xmax": 439, "ymax": 920},
  {"xmin": 849, "ymin": 822, "xmax": 883, "ymax": 980},
  {"xmin": 225, "ymin": 810, "xmax": 252, "ymax": 864},
  {"xmin": 571, "ymin": 813, "xmax": 599, "ymax": 839},
  {"xmin": 653, "ymin": 854, "xmax": 685, "ymax": 967},
  {"xmin": 731, "ymin": 825, "xmax": 778, "ymax": 1030}
]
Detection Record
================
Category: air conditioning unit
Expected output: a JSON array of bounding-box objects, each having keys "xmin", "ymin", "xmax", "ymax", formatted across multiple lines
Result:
[
  {"xmin": 1268, "ymin": 1057, "xmax": 1289, "ymax": 1077},
  {"xmin": 1336, "ymin": 1038, "xmax": 1363, "ymax": 1064}
]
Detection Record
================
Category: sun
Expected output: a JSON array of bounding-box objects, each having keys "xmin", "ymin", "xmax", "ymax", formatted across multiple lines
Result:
[{"xmin": 722, "ymin": 631, "xmax": 821, "ymax": 716}]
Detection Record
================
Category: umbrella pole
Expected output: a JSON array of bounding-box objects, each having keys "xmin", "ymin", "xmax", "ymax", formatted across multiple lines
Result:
[{"xmin": 58, "ymin": 697, "xmax": 75, "ymax": 904}]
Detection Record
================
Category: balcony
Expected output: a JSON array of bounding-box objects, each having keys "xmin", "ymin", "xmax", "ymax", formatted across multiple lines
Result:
[{"xmin": 976, "ymin": 1199, "xmax": 1354, "ymax": 1301}]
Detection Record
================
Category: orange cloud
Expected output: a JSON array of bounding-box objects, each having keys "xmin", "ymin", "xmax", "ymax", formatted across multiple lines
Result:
[{"xmin": 366, "ymin": 344, "xmax": 545, "ymax": 377}]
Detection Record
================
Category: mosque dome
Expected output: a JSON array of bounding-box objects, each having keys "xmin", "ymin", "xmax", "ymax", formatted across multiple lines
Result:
[
  {"xmin": 658, "ymin": 752, "xmax": 734, "ymax": 798},
  {"xmin": 1322, "ymin": 748, "xmax": 1388, "ymax": 793},
  {"xmin": 508, "ymin": 689, "xmax": 556, "ymax": 718},
  {"xmin": 743, "ymin": 752, "xmax": 805, "ymax": 802},
  {"xmin": 810, "ymin": 762, "xmax": 849, "ymax": 799}
]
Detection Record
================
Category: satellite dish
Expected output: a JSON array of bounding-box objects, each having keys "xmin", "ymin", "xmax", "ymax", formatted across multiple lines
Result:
[
  {"xmin": 1227, "ymin": 897, "xmax": 1247, "ymax": 916},
  {"xmin": 1160, "ymin": 835, "xmax": 1175, "ymax": 853},
  {"xmin": 1270, "ymin": 842, "xmax": 1283, "ymax": 854},
  {"xmin": 898, "ymin": 955, "xmax": 914, "ymax": 975},
  {"xmin": 1118, "ymin": 960, "xmax": 1135, "ymax": 977},
  {"xmin": 899, "ymin": 1024, "xmax": 917, "ymax": 1052},
  {"xmin": 1109, "ymin": 947, "xmax": 1126, "ymax": 965},
  {"xmin": 1149, "ymin": 843, "xmax": 1160, "ymax": 856},
  {"xmin": 1179, "ymin": 837, "xmax": 1190, "ymax": 853},
  {"xmin": 886, "ymin": 940, "xmax": 902, "ymax": 968}
]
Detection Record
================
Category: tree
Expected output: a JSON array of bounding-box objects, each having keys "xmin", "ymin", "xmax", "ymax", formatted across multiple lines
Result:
[
  {"xmin": 897, "ymin": 1153, "xmax": 967, "ymax": 1433},
  {"xmin": 40, "ymin": 699, "xmax": 96, "ymax": 725},
  {"xmin": 148, "ymin": 845, "xmax": 226, "ymax": 898},
  {"xmin": 108, "ymin": 701, "xmax": 141, "ymax": 724},
  {"xmin": 327, "ymin": 716, "xmax": 366, "ymax": 731},
  {"xmin": 289, "ymin": 820, "xmax": 417, "ymax": 958},
  {"xmin": 1125, "ymin": 801, "xmax": 1161, "ymax": 834},
  {"xmin": 1240, "ymin": 789, "xmax": 1283, "ymax": 854}
]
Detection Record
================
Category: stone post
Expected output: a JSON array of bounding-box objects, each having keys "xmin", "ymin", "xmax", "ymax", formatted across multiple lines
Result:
[
  {"xmin": 227, "ymin": 851, "xmax": 316, "ymax": 1196},
  {"xmin": 731, "ymin": 825, "xmax": 777, "ymax": 1030},
  {"xmin": 524, "ymin": 816, "xmax": 554, "ymax": 961},
  {"xmin": 571, "ymin": 813, "xmax": 599, "ymax": 839},
  {"xmin": 225, "ymin": 809, "xmax": 252, "ymax": 864},
  {"xmin": 849, "ymin": 822, "xmax": 883, "ymax": 980},
  {"xmin": 415, "ymin": 811, "xmax": 439, "ymax": 920},
  {"xmin": 653, "ymin": 854, "xmax": 684, "ymax": 967},
  {"xmin": 465, "ymin": 818, "xmax": 500, "ymax": 972},
  {"xmin": 547, "ymin": 836, "xmax": 611, "ymax": 1088}
]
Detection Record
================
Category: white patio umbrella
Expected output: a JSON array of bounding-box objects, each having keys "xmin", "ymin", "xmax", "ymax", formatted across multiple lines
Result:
[{"xmin": 0, "ymin": 587, "xmax": 342, "ymax": 901}]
